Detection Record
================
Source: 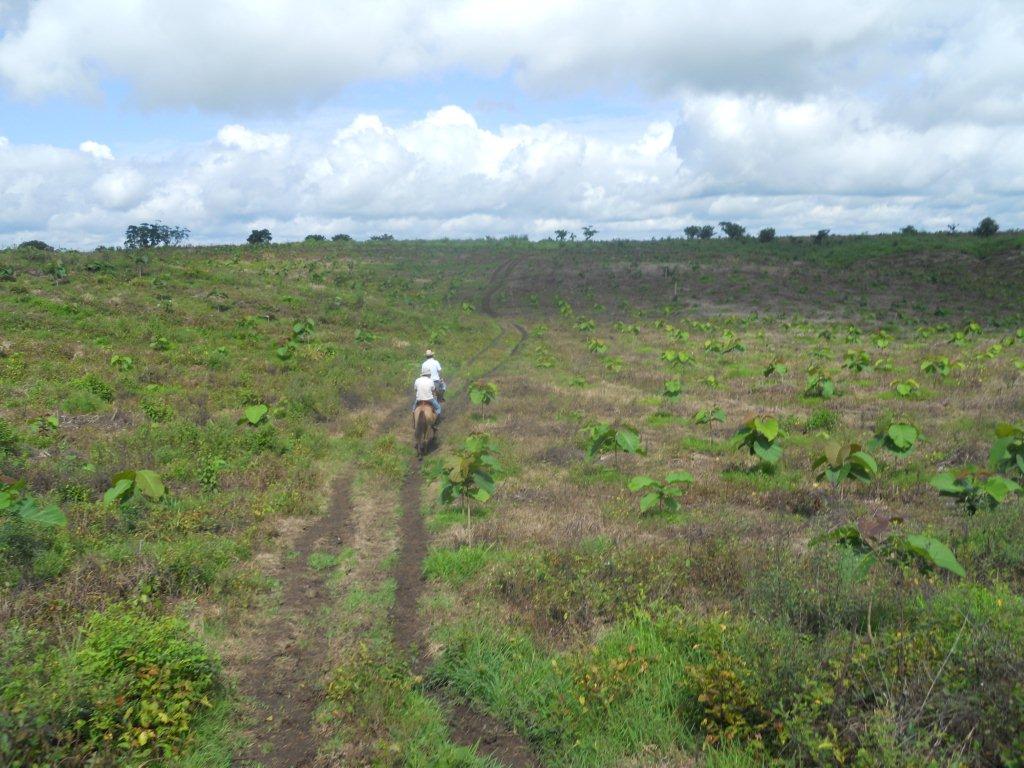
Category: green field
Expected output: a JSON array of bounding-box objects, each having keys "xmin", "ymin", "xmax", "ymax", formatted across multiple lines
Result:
[{"xmin": 2, "ymin": 233, "xmax": 1023, "ymax": 767}]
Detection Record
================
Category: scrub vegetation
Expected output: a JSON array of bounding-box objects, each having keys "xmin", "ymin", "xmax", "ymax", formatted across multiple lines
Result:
[{"xmin": 2, "ymin": 230, "xmax": 1023, "ymax": 766}]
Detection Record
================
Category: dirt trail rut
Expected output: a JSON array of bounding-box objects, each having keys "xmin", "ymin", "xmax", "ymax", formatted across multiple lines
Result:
[
  {"xmin": 390, "ymin": 257, "xmax": 537, "ymax": 767},
  {"xmin": 230, "ymin": 475, "xmax": 353, "ymax": 767}
]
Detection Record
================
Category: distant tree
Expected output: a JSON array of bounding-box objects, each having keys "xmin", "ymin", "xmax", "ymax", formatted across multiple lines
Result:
[
  {"xmin": 125, "ymin": 222, "xmax": 189, "ymax": 249},
  {"xmin": 369, "ymin": 233, "xmax": 394, "ymax": 241},
  {"xmin": 947, "ymin": 223, "xmax": 958, "ymax": 234},
  {"xmin": 814, "ymin": 229, "xmax": 830, "ymax": 244},
  {"xmin": 719, "ymin": 221, "xmax": 746, "ymax": 239},
  {"xmin": 554, "ymin": 229, "xmax": 569, "ymax": 243},
  {"xmin": 683, "ymin": 225, "xmax": 701, "ymax": 240},
  {"xmin": 582, "ymin": 225, "xmax": 598, "ymax": 241},
  {"xmin": 974, "ymin": 217, "xmax": 999, "ymax": 237},
  {"xmin": 757, "ymin": 227, "xmax": 776, "ymax": 243},
  {"xmin": 17, "ymin": 240, "xmax": 54, "ymax": 251},
  {"xmin": 569, "ymin": 232, "xmax": 577, "ymax": 242},
  {"xmin": 698, "ymin": 225, "xmax": 715, "ymax": 240},
  {"xmin": 247, "ymin": 228, "xmax": 272, "ymax": 245},
  {"xmin": 901, "ymin": 225, "xmax": 918, "ymax": 235},
  {"xmin": 304, "ymin": 234, "xmax": 326, "ymax": 242},
  {"xmin": 331, "ymin": 233, "xmax": 353, "ymax": 242}
]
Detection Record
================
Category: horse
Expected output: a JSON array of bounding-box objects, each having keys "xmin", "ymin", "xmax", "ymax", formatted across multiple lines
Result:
[{"xmin": 412, "ymin": 401, "xmax": 437, "ymax": 458}]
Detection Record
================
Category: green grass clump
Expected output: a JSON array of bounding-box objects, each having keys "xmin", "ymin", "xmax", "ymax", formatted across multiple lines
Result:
[
  {"xmin": 423, "ymin": 544, "xmax": 499, "ymax": 587},
  {"xmin": 1, "ymin": 605, "xmax": 220, "ymax": 765}
]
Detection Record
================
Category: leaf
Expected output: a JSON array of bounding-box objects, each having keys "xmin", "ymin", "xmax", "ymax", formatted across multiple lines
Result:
[
  {"xmin": 639, "ymin": 492, "xmax": 661, "ymax": 513},
  {"xmin": 243, "ymin": 404, "xmax": 269, "ymax": 425},
  {"xmin": 20, "ymin": 503, "xmax": 67, "ymax": 527},
  {"xmin": 930, "ymin": 472, "xmax": 962, "ymax": 495},
  {"xmin": 981, "ymin": 475, "xmax": 1020, "ymax": 503},
  {"xmin": 850, "ymin": 451, "xmax": 878, "ymax": 475},
  {"xmin": 628, "ymin": 475, "xmax": 657, "ymax": 492},
  {"xmin": 754, "ymin": 417, "xmax": 779, "ymax": 441},
  {"xmin": 614, "ymin": 428, "xmax": 642, "ymax": 454},
  {"xmin": 752, "ymin": 440, "xmax": 782, "ymax": 465},
  {"xmin": 903, "ymin": 534, "xmax": 965, "ymax": 578},
  {"xmin": 134, "ymin": 470, "xmax": 165, "ymax": 500},
  {"xmin": 887, "ymin": 424, "xmax": 918, "ymax": 451},
  {"xmin": 664, "ymin": 470, "xmax": 694, "ymax": 485},
  {"xmin": 103, "ymin": 478, "xmax": 134, "ymax": 506}
]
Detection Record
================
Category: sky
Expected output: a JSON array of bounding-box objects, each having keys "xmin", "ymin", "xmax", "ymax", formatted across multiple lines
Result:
[{"xmin": 1, "ymin": 0, "xmax": 1023, "ymax": 248}]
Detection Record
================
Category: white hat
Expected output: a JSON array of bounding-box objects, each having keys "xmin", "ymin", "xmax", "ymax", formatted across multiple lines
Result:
[{"xmin": 425, "ymin": 349, "xmax": 434, "ymax": 357}]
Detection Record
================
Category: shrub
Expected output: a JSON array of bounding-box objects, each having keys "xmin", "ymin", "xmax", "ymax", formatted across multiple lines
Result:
[
  {"xmin": 974, "ymin": 216, "xmax": 999, "ymax": 237},
  {"xmin": 719, "ymin": 221, "xmax": 746, "ymax": 239},
  {"xmin": 246, "ymin": 228, "xmax": 272, "ymax": 245},
  {"xmin": 331, "ymin": 233, "xmax": 353, "ymax": 241},
  {"xmin": 76, "ymin": 373, "xmax": 114, "ymax": 402},
  {"xmin": 304, "ymin": 234, "xmax": 326, "ymax": 242},
  {"xmin": 71, "ymin": 605, "xmax": 220, "ymax": 756},
  {"xmin": 757, "ymin": 227, "xmax": 775, "ymax": 243},
  {"xmin": 17, "ymin": 240, "xmax": 53, "ymax": 251}
]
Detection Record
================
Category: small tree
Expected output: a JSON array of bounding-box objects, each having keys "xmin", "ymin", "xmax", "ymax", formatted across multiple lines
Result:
[
  {"xmin": 757, "ymin": 227, "xmax": 775, "ymax": 243},
  {"xmin": 627, "ymin": 471, "xmax": 694, "ymax": 515},
  {"xmin": 698, "ymin": 225, "xmax": 715, "ymax": 240},
  {"xmin": 974, "ymin": 217, "xmax": 999, "ymax": 237},
  {"xmin": 900, "ymin": 225, "xmax": 918, "ymax": 235},
  {"xmin": 554, "ymin": 229, "xmax": 569, "ymax": 242},
  {"xmin": 304, "ymin": 234, "xmax": 326, "ymax": 242},
  {"xmin": 814, "ymin": 229, "xmax": 830, "ymax": 244},
  {"xmin": 438, "ymin": 434, "xmax": 502, "ymax": 542},
  {"xmin": 719, "ymin": 221, "xmax": 746, "ymax": 239},
  {"xmin": 125, "ymin": 222, "xmax": 189, "ymax": 249},
  {"xmin": 683, "ymin": 225, "xmax": 701, "ymax": 240},
  {"xmin": 581, "ymin": 225, "xmax": 597, "ymax": 241},
  {"xmin": 331, "ymin": 233, "xmax": 353, "ymax": 241},
  {"xmin": 247, "ymin": 228, "xmax": 272, "ymax": 245},
  {"xmin": 17, "ymin": 240, "xmax": 54, "ymax": 251}
]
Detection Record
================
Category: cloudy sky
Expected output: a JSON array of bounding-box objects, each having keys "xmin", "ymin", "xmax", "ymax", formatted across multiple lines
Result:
[{"xmin": 1, "ymin": 0, "xmax": 1022, "ymax": 247}]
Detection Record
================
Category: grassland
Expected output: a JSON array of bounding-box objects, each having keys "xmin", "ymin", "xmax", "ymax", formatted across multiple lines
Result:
[{"xmin": 2, "ymin": 232, "xmax": 1023, "ymax": 767}]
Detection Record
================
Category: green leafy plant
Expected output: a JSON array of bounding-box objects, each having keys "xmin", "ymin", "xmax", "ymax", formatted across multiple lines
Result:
[
  {"xmin": 842, "ymin": 349, "xmax": 871, "ymax": 373},
  {"xmin": 813, "ymin": 515, "xmax": 965, "ymax": 579},
  {"xmin": 892, "ymin": 378, "xmax": 921, "ymax": 398},
  {"xmin": 149, "ymin": 336, "xmax": 171, "ymax": 351},
  {"xmin": 988, "ymin": 423, "xmax": 1024, "ymax": 478},
  {"xmin": 804, "ymin": 369, "xmax": 837, "ymax": 399},
  {"xmin": 662, "ymin": 379, "xmax": 683, "ymax": 398},
  {"xmin": 109, "ymin": 354, "xmax": 134, "ymax": 372},
  {"xmin": 468, "ymin": 381, "xmax": 499, "ymax": 406},
  {"xmin": 627, "ymin": 471, "xmax": 694, "ymax": 515},
  {"xmin": 438, "ymin": 433, "xmax": 503, "ymax": 540},
  {"xmin": 693, "ymin": 407, "xmax": 726, "ymax": 426},
  {"xmin": 574, "ymin": 318, "xmax": 596, "ymax": 332},
  {"xmin": 103, "ymin": 470, "xmax": 166, "ymax": 506},
  {"xmin": 763, "ymin": 360, "xmax": 788, "ymax": 378},
  {"xmin": 582, "ymin": 422, "xmax": 645, "ymax": 462},
  {"xmin": 661, "ymin": 350, "xmax": 694, "ymax": 368},
  {"xmin": 704, "ymin": 330, "xmax": 744, "ymax": 353},
  {"xmin": 291, "ymin": 318, "xmax": 315, "ymax": 341},
  {"xmin": 812, "ymin": 441, "xmax": 878, "ymax": 486},
  {"xmin": 734, "ymin": 416, "xmax": 782, "ymax": 467},
  {"xmin": 920, "ymin": 356, "xmax": 954, "ymax": 377},
  {"xmin": 0, "ymin": 479, "xmax": 66, "ymax": 527},
  {"xmin": 238, "ymin": 404, "xmax": 270, "ymax": 426},
  {"xmin": 871, "ymin": 421, "xmax": 921, "ymax": 456},
  {"xmin": 586, "ymin": 338, "xmax": 608, "ymax": 355},
  {"xmin": 930, "ymin": 468, "xmax": 1021, "ymax": 514}
]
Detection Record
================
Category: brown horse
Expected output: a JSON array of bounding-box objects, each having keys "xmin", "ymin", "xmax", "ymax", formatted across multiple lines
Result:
[{"xmin": 413, "ymin": 401, "xmax": 437, "ymax": 458}]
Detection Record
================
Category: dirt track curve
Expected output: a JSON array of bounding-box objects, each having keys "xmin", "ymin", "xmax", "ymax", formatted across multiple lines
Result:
[
  {"xmin": 390, "ymin": 256, "xmax": 536, "ymax": 766},
  {"xmin": 231, "ymin": 258, "xmax": 535, "ymax": 767}
]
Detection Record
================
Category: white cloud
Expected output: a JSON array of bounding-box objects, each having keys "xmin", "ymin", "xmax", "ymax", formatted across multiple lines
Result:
[
  {"xmin": 2, "ymin": 102, "xmax": 1022, "ymax": 249},
  {"xmin": 1, "ymin": 0, "xmax": 1021, "ymax": 128},
  {"xmin": 79, "ymin": 140, "xmax": 113, "ymax": 160}
]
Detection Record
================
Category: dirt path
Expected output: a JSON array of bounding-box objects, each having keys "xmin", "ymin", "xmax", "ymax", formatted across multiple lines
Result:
[
  {"xmin": 225, "ymin": 258, "xmax": 532, "ymax": 767},
  {"xmin": 390, "ymin": 258, "xmax": 537, "ymax": 766},
  {"xmin": 228, "ymin": 474, "xmax": 353, "ymax": 768}
]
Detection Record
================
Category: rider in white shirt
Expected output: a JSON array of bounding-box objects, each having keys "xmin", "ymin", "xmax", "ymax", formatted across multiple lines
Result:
[
  {"xmin": 421, "ymin": 349, "xmax": 445, "ymax": 399},
  {"xmin": 412, "ymin": 371, "xmax": 442, "ymax": 420}
]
